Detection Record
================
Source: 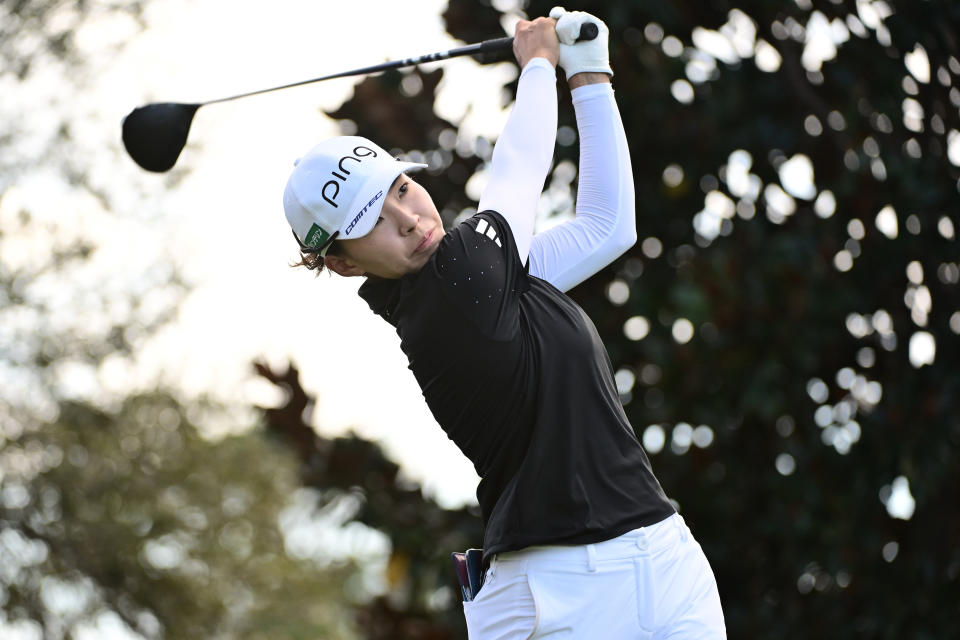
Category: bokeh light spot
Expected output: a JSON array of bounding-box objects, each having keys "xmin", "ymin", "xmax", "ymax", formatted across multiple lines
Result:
[
  {"xmin": 827, "ymin": 110, "xmax": 846, "ymax": 130},
  {"xmin": 642, "ymin": 425, "xmax": 666, "ymax": 454},
  {"xmin": 906, "ymin": 261, "xmax": 923, "ymax": 284},
  {"xmin": 882, "ymin": 541, "xmax": 899, "ymax": 563},
  {"xmin": 875, "ymin": 205, "xmax": 898, "ymax": 238},
  {"xmin": 692, "ymin": 425, "xmax": 714, "ymax": 448},
  {"xmin": 801, "ymin": 11, "xmax": 838, "ymax": 72},
  {"xmin": 902, "ymin": 75, "xmax": 919, "ymax": 95},
  {"xmin": 671, "ymin": 423, "xmax": 693, "ymax": 454},
  {"xmin": 692, "ymin": 27, "xmax": 739, "ymax": 65},
  {"xmin": 834, "ymin": 250, "xmax": 853, "ymax": 271},
  {"xmin": 843, "ymin": 149, "xmax": 861, "ymax": 170},
  {"xmin": 606, "ymin": 280, "xmax": 630, "ymax": 306},
  {"xmin": 662, "ymin": 163, "xmax": 684, "ymax": 188},
  {"xmin": 775, "ymin": 453, "xmax": 796, "ymax": 476},
  {"xmin": 778, "ymin": 154, "xmax": 817, "ymax": 199},
  {"xmin": 847, "ymin": 218, "xmax": 865, "ymax": 239},
  {"xmin": 905, "ymin": 214, "xmax": 921, "ymax": 234},
  {"xmin": 724, "ymin": 149, "xmax": 754, "ymax": 197},
  {"xmin": 764, "ymin": 183, "xmax": 797, "ymax": 223},
  {"xmin": 814, "ymin": 405, "xmax": 833, "ymax": 428},
  {"xmin": 662, "ymin": 35, "xmax": 684, "ymax": 57},
  {"xmin": 938, "ymin": 215, "xmax": 955, "ymax": 239},
  {"xmin": 806, "ymin": 378, "xmax": 829, "ymax": 403},
  {"xmin": 797, "ymin": 572, "xmax": 815, "ymax": 594},
  {"xmin": 804, "ymin": 114, "xmax": 823, "ymax": 136},
  {"xmin": 399, "ymin": 73, "xmax": 423, "ymax": 97},
  {"xmin": 902, "ymin": 98, "xmax": 924, "ymax": 132},
  {"xmin": 872, "ymin": 309, "xmax": 894, "ymax": 335},
  {"xmin": 641, "ymin": 237, "xmax": 663, "ymax": 258},
  {"xmin": 905, "ymin": 138, "xmax": 922, "ymax": 158},
  {"xmin": 754, "ymin": 39, "xmax": 782, "ymax": 71},
  {"xmin": 814, "ymin": 190, "xmax": 836, "ymax": 218},
  {"xmin": 672, "ymin": 318, "xmax": 694, "ymax": 344},
  {"xmin": 880, "ymin": 476, "xmax": 916, "ymax": 520},
  {"xmin": 948, "ymin": 130, "xmax": 960, "ymax": 167},
  {"xmin": 685, "ymin": 50, "xmax": 719, "ymax": 84},
  {"xmin": 640, "ymin": 364, "xmax": 662, "ymax": 385},
  {"xmin": 624, "ymin": 316, "xmax": 650, "ymax": 341},
  {"xmin": 950, "ymin": 312, "xmax": 960, "ymax": 334},
  {"xmin": 904, "ymin": 43, "xmax": 930, "ymax": 83},
  {"xmin": 836, "ymin": 367, "xmax": 856, "ymax": 389},
  {"xmin": 670, "ymin": 79, "xmax": 695, "ymax": 104},
  {"xmin": 776, "ymin": 415, "xmax": 795, "ymax": 437},
  {"xmin": 908, "ymin": 331, "xmax": 935, "ymax": 367},
  {"xmin": 644, "ymin": 23, "xmax": 664, "ymax": 44},
  {"xmin": 615, "ymin": 368, "xmax": 636, "ymax": 394}
]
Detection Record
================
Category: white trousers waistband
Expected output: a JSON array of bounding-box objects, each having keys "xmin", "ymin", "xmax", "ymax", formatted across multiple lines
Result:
[{"xmin": 493, "ymin": 512, "xmax": 687, "ymax": 572}]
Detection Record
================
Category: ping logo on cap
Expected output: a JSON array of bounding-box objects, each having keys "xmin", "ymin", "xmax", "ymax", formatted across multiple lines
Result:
[
  {"xmin": 321, "ymin": 145, "xmax": 379, "ymax": 208},
  {"xmin": 304, "ymin": 224, "xmax": 331, "ymax": 248}
]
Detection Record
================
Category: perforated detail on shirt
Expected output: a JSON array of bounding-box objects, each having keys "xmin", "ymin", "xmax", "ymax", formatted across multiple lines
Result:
[{"xmin": 430, "ymin": 212, "xmax": 523, "ymax": 340}]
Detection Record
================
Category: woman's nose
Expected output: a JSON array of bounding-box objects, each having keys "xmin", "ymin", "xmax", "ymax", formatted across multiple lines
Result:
[{"xmin": 399, "ymin": 210, "xmax": 419, "ymax": 234}]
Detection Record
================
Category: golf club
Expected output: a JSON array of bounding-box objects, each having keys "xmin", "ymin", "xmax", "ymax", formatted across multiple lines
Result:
[{"xmin": 122, "ymin": 24, "xmax": 598, "ymax": 173}]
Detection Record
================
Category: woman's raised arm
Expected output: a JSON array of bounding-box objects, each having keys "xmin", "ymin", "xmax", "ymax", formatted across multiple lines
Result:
[{"xmin": 477, "ymin": 18, "xmax": 559, "ymax": 265}]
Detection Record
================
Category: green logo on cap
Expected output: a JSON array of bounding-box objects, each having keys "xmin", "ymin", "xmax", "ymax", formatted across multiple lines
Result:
[{"xmin": 304, "ymin": 224, "xmax": 331, "ymax": 248}]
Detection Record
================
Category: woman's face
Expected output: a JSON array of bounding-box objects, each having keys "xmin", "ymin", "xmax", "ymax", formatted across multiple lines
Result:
[{"xmin": 326, "ymin": 174, "xmax": 444, "ymax": 279}]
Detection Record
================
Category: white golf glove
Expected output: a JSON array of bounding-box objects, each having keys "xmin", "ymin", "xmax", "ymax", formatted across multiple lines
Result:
[{"xmin": 549, "ymin": 6, "xmax": 612, "ymax": 80}]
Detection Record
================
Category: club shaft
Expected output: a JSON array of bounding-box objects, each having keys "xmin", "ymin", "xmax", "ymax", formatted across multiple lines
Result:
[{"xmin": 204, "ymin": 37, "xmax": 515, "ymax": 106}]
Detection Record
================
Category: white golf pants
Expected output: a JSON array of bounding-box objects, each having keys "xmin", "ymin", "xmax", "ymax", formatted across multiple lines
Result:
[{"xmin": 463, "ymin": 513, "xmax": 726, "ymax": 639}]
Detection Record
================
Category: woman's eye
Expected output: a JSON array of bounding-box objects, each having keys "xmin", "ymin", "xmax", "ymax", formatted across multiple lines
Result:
[
  {"xmin": 398, "ymin": 182, "xmax": 408, "ymax": 196},
  {"xmin": 375, "ymin": 217, "xmax": 384, "ymax": 225}
]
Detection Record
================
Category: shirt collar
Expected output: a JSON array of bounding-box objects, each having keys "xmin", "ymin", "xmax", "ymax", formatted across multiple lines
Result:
[{"xmin": 357, "ymin": 272, "xmax": 417, "ymax": 326}]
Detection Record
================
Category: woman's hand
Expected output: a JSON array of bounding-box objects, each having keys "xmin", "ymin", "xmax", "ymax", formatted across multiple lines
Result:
[
  {"xmin": 549, "ymin": 7, "xmax": 613, "ymax": 85},
  {"xmin": 512, "ymin": 17, "xmax": 559, "ymax": 69}
]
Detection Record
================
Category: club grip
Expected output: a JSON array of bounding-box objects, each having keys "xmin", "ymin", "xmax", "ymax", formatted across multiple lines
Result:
[
  {"xmin": 477, "ymin": 21, "xmax": 600, "ymax": 55},
  {"xmin": 578, "ymin": 22, "xmax": 599, "ymax": 41}
]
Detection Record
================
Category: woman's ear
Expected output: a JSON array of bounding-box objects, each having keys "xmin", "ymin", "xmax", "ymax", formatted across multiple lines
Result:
[{"xmin": 323, "ymin": 254, "xmax": 365, "ymax": 277}]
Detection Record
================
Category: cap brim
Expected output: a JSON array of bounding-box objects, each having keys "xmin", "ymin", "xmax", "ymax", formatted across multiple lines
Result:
[{"xmin": 337, "ymin": 161, "xmax": 428, "ymax": 240}]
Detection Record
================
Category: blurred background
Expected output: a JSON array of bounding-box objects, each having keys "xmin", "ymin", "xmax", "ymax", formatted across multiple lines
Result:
[{"xmin": 2, "ymin": 0, "xmax": 958, "ymax": 638}]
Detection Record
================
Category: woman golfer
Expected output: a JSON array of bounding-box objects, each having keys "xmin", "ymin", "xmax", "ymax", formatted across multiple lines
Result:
[{"xmin": 283, "ymin": 8, "xmax": 725, "ymax": 639}]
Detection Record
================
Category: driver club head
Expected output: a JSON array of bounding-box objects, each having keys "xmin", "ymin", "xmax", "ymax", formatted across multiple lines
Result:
[{"xmin": 122, "ymin": 102, "xmax": 200, "ymax": 172}]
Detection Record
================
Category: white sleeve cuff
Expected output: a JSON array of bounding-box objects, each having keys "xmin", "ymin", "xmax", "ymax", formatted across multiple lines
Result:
[
  {"xmin": 570, "ymin": 81, "xmax": 614, "ymax": 104},
  {"xmin": 521, "ymin": 57, "xmax": 557, "ymax": 76}
]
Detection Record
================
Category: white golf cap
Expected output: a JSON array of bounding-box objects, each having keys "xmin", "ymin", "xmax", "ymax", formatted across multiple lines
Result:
[{"xmin": 284, "ymin": 136, "xmax": 427, "ymax": 254}]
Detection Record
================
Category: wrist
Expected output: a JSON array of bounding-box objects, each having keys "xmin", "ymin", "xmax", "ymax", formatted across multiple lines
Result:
[
  {"xmin": 567, "ymin": 72, "xmax": 611, "ymax": 89},
  {"xmin": 521, "ymin": 57, "xmax": 558, "ymax": 77},
  {"xmin": 525, "ymin": 49, "xmax": 558, "ymax": 67}
]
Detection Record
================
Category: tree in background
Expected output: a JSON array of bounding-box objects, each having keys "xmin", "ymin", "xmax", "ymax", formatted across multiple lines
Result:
[
  {"xmin": 3, "ymin": 394, "xmax": 358, "ymax": 639},
  {"xmin": 1, "ymin": 2, "xmax": 357, "ymax": 637},
  {"xmin": 289, "ymin": 0, "xmax": 958, "ymax": 637},
  {"xmin": 256, "ymin": 362, "xmax": 478, "ymax": 640}
]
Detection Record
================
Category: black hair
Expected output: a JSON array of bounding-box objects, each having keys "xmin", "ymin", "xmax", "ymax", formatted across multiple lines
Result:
[{"xmin": 291, "ymin": 238, "xmax": 343, "ymax": 276}]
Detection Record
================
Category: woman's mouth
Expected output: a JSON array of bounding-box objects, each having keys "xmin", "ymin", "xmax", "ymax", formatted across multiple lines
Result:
[{"xmin": 415, "ymin": 229, "xmax": 435, "ymax": 253}]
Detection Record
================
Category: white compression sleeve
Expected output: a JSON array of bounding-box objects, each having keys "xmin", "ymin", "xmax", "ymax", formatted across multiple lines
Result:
[
  {"xmin": 477, "ymin": 57, "xmax": 558, "ymax": 265},
  {"xmin": 528, "ymin": 83, "xmax": 636, "ymax": 292}
]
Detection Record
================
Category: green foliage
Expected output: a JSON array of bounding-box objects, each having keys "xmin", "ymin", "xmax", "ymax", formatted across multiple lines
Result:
[
  {"xmin": 2, "ymin": 394, "xmax": 359, "ymax": 639},
  {"xmin": 256, "ymin": 362, "xmax": 478, "ymax": 640}
]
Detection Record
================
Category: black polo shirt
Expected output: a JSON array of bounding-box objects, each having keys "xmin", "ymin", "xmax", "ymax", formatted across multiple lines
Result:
[{"xmin": 358, "ymin": 210, "xmax": 675, "ymax": 558}]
